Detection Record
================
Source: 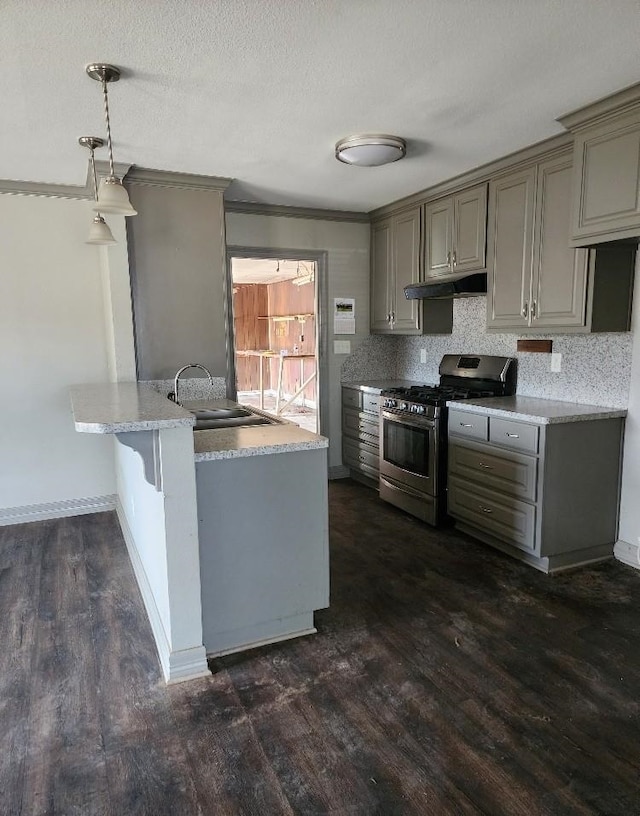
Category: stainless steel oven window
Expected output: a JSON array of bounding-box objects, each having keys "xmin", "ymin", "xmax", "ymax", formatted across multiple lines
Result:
[{"xmin": 382, "ymin": 415, "xmax": 432, "ymax": 478}]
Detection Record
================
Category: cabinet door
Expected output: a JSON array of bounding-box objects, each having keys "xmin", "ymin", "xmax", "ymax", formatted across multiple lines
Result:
[
  {"xmin": 370, "ymin": 218, "xmax": 392, "ymax": 333},
  {"xmin": 391, "ymin": 207, "xmax": 422, "ymax": 334},
  {"xmin": 486, "ymin": 167, "xmax": 536, "ymax": 330},
  {"xmin": 424, "ymin": 198, "xmax": 453, "ymax": 278},
  {"xmin": 532, "ymin": 156, "xmax": 589, "ymax": 328},
  {"xmin": 453, "ymin": 184, "xmax": 487, "ymax": 273},
  {"xmin": 570, "ymin": 112, "xmax": 640, "ymax": 245}
]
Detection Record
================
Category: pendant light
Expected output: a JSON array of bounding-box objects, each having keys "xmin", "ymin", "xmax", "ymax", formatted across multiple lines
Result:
[
  {"xmin": 79, "ymin": 136, "xmax": 116, "ymax": 245},
  {"xmin": 86, "ymin": 63, "xmax": 137, "ymax": 216}
]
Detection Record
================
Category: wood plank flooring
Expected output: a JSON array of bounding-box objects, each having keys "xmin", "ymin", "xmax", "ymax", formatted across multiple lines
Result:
[{"xmin": 1, "ymin": 478, "xmax": 640, "ymax": 815}]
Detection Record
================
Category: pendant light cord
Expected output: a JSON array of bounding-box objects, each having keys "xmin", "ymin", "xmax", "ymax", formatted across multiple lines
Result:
[
  {"xmin": 89, "ymin": 147, "xmax": 102, "ymax": 215},
  {"xmin": 102, "ymin": 76, "xmax": 116, "ymax": 179}
]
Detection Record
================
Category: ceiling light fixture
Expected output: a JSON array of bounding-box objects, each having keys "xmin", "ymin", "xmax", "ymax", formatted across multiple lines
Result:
[
  {"xmin": 86, "ymin": 63, "xmax": 137, "ymax": 216},
  {"xmin": 79, "ymin": 136, "xmax": 116, "ymax": 246},
  {"xmin": 335, "ymin": 134, "xmax": 406, "ymax": 167}
]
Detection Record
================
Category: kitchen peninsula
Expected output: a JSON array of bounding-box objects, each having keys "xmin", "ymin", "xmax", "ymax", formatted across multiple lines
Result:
[{"xmin": 69, "ymin": 382, "xmax": 329, "ymax": 684}]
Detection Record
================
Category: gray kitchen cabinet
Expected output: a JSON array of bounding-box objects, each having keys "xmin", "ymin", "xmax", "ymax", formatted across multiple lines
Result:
[
  {"xmin": 487, "ymin": 151, "xmax": 635, "ymax": 333},
  {"xmin": 448, "ymin": 408, "xmax": 624, "ymax": 573},
  {"xmin": 342, "ymin": 386, "xmax": 382, "ymax": 486},
  {"xmin": 424, "ymin": 184, "xmax": 487, "ymax": 279},
  {"xmin": 371, "ymin": 207, "xmax": 422, "ymax": 334},
  {"xmin": 558, "ymin": 83, "xmax": 640, "ymax": 246}
]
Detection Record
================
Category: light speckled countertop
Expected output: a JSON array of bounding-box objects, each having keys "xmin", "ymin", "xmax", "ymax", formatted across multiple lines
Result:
[
  {"xmin": 70, "ymin": 383, "xmax": 328, "ymax": 458},
  {"xmin": 194, "ymin": 424, "xmax": 328, "ymax": 461},
  {"xmin": 70, "ymin": 382, "xmax": 194, "ymax": 433},
  {"xmin": 447, "ymin": 395, "xmax": 627, "ymax": 424}
]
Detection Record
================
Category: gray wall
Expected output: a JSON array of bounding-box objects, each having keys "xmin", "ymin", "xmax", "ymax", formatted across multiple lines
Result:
[{"xmin": 126, "ymin": 181, "xmax": 228, "ymax": 379}]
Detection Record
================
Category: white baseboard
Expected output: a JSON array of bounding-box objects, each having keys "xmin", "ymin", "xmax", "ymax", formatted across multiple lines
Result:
[
  {"xmin": 614, "ymin": 539, "xmax": 640, "ymax": 570},
  {"xmin": 115, "ymin": 499, "xmax": 209, "ymax": 684},
  {"xmin": 0, "ymin": 494, "xmax": 116, "ymax": 527}
]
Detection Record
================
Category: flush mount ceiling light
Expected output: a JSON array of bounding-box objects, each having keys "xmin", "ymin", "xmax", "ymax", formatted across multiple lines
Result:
[
  {"xmin": 86, "ymin": 63, "xmax": 137, "ymax": 216},
  {"xmin": 78, "ymin": 136, "xmax": 116, "ymax": 246},
  {"xmin": 335, "ymin": 134, "xmax": 406, "ymax": 167}
]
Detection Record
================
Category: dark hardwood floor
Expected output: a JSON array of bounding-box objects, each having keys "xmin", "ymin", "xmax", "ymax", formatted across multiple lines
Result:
[{"xmin": 2, "ymin": 479, "xmax": 640, "ymax": 815}]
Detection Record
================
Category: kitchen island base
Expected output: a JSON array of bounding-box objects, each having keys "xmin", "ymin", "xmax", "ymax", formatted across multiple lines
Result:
[{"xmin": 196, "ymin": 448, "xmax": 329, "ymax": 657}]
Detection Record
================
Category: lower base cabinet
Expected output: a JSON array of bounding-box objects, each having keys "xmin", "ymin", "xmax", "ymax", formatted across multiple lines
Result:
[
  {"xmin": 342, "ymin": 386, "xmax": 381, "ymax": 486},
  {"xmin": 448, "ymin": 408, "xmax": 624, "ymax": 573}
]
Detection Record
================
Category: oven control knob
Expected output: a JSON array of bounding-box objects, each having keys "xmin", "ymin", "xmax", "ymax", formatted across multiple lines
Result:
[
  {"xmin": 416, "ymin": 405, "xmax": 425, "ymax": 414},
  {"xmin": 400, "ymin": 402, "xmax": 408, "ymax": 411}
]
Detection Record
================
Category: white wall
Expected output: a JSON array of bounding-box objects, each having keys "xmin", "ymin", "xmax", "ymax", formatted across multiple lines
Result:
[
  {"xmin": 0, "ymin": 194, "xmax": 117, "ymax": 517},
  {"xmin": 225, "ymin": 212, "xmax": 370, "ymax": 470}
]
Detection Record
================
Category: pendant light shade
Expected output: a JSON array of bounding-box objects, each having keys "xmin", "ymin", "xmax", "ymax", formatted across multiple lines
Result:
[
  {"xmin": 335, "ymin": 134, "xmax": 406, "ymax": 166},
  {"xmin": 94, "ymin": 176, "xmax": 137, "ymax": 215},
  {"xmin": 87, "ymin": 214, "xmax": 117, "ymax": 245}
]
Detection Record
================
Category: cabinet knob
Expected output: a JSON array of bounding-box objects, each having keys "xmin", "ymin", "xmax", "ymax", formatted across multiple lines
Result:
[
  {"xmin": 478, "ymin": 462, "xmax": 493, "ymax": 469},
  {"xmin": 447, "ymin": 251, "xmax": 452, "ymax": 270},
  {"xmin": 459, "ymin": 422, "xmax": 473, "ymax": 428},
  {"xmin": 531, "ymin": 300, "xmax": 537, "ymax": 319},
  {"xmin": 479, "ymin": 505, "xmax": 493, "ymax": 514},
  {"xmin": 522, "ymin": 302, "xmax": 529, "ymax": 319},
  {"xmin": 505, "ymin": 432, "xmax": 520, "ymax": 438},
  {"xmin": 452, "ymin": 250, "xmax": 457, "ymax": 268}
]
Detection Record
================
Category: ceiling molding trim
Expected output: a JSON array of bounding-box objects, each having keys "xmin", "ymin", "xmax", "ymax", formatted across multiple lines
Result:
[
  {"xmin": 0, "ymin": 159, "xmax": 134, "ymax": 200},
  {"xmin": 225, "ymin": 199, "xmax": 370, "ymax": 223},
  {"xmin": 125, "ymin": 166, "xmax": 232, "ymax": 192},
  {"xmin": 558, "ymin": 81, "xmax": 640, "ymax": 131},
  {"xmin": 369, "ymin": 132, "xmax": 573, "ymax": 219},
  {"xmin": 0, "ymin": 178, "xmax": 92, "ymax": 200}
]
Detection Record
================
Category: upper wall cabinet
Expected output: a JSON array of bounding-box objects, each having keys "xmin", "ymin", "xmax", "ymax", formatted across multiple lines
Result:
[
  {"xmin": 487, "ymin": 151, "xmax": 635, "ymax": 333},
  {"xmin": 371, "ymin": 208, "xmax": 421, "ymax": 334},
  {"xmin": 558, "ymin": 83, "xmax": 640, "ymax": 246},
  {"xmin": 424, "ymin": 184, "xmax": 487, "ymax": 279},
  {"xmin": 371, "ymin": 207, "xmax": 453, "ymax": 335}
]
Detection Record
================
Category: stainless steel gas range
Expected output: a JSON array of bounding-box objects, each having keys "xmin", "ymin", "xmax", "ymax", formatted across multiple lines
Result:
[{"xmin": 379, "ymin": 354, "xmax": 517, "ymax": 525}]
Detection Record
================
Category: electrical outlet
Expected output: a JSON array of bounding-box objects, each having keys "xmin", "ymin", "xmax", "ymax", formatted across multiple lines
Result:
[
  {"xmin": 550, "ymin": 352, "xmax": 562, "ymax": 373},
  {"xmin": 420, "ymin": 349, "xmax": 427, "ymax": 364}
]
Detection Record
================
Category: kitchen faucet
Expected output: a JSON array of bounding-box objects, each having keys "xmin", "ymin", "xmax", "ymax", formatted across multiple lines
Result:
[{"xmin": 168, "ymin": 363, "xmax": 214, "ymax": 405}]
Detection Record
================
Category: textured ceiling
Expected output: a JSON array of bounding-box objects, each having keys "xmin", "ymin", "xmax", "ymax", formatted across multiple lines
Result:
[{"xmin": 3, "ymin": 0, "xmax": 640, "ymax": 211}]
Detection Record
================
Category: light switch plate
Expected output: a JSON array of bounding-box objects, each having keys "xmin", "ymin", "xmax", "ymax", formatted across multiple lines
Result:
[
  {"xmin": 420, "ymin": 349, "xmax": 427, "ymax": 364},
  {"xmin": 334, "ymin": 340, "xmax": 351, "ymax": 355},
  {"xmin": 550, "ymin": 352, "xmax": 562, "ymax": 372}
]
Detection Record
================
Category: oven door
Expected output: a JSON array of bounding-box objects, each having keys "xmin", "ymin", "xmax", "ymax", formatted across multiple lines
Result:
[{"xmin": 379, "ymin": 409, "xmax": 439, "ymax": 497}]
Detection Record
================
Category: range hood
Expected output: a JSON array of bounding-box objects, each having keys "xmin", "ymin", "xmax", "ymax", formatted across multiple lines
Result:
[{"xmin": 404, "ymin": 272, "xmax": 487, "ymax": 300}]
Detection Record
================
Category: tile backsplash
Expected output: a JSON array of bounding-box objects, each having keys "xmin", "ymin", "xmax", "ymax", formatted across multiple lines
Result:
[{"xmin": 342, "ymin": 297, "xmax": 634, "ymax": 408}]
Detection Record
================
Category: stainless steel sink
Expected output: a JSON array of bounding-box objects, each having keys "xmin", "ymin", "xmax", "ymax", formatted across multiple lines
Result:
[
  {"xmin": 194, "ymin": 414, "xmax": 272, "ymax": 431},
  {"xmin": 191, "ymin": 407, "xmax": 253, "ymax": 420}
]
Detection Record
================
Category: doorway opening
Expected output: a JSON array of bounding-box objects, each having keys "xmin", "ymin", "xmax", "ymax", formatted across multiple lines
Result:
[{"xmin": 227, "ymin": 254, "xmax": 322, "ymax": 434}]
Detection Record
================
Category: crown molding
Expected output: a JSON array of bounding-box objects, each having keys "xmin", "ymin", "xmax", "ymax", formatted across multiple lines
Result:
[
  {"xmin": 558, "ymin": 81, "xmax": 640, "ymax": 132},
  {"xmin": 125, "ymin": 166, "xmax": 232, "ymax": 192},
  {"xmin": 369, "ymin": 132, "xmax": 573, "ymax": 219},
  {"xmin": 225, "ymin": 199, "xmax": 370, "ymax": 223},
  {"xmin": 0, "ymin": 159, "xmax": 133, "ymax": 200}
]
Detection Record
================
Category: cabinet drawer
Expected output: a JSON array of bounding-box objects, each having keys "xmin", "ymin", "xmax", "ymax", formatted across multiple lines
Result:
[
  {"xmin": 342, "ymin": 388, "xmax": 362, "ymax": 410},
  {"xmin": 448, "ymin": 409, "xmax": 489, "ymax": 441},
  {"xmin": 448, "ymin": 441, "xmax": 537, "ymax": 502},
  {"xmin": 343, "ymin": 438, "xmax": 379, "ymax": 476},
  {"xmin": 448, "ymin": 476, "xmax": 536, "ymax": 553},
  {"xmin": 342, "ymin": 408, "xmax": 379, "ymax": 445},
  {"xmin": 362, "ymin": 392, "xmax": 382, "ymax": 415},
  {"xmin": 489, "ymin": 417, "xmax": 539, "ymax": 454}
]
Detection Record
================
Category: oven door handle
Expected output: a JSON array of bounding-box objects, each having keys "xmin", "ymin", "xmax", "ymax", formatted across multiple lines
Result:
[
  {"xmin": 381, "ymin": 410, "xmax": 436, "ymax": 430},
  {"xmin": 379, "ymin": 475, "xmax": 430, "ymax": 503}
]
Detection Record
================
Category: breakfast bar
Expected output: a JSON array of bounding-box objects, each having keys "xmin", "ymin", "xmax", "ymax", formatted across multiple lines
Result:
[{"xmin": 69, "ymin": 381, "xmax": 329, "ymax": 683}]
